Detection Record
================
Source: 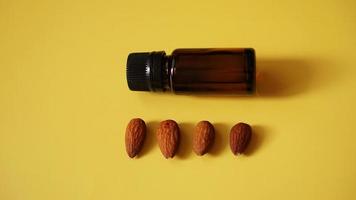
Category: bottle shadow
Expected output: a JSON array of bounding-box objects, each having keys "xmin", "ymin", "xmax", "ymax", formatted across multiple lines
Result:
[
  {"xmin": 191, "ymin": 58, "xmax": 337, "ymax": 98},
  {"xmin": 256, "ymin": 59, "xmax": 313, "ymax": 97}
]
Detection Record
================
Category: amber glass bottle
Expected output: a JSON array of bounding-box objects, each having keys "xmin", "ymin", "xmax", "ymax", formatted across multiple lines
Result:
[{"xmin": 126, "ymin": 48, "xmax": 255, "ymax": 94}]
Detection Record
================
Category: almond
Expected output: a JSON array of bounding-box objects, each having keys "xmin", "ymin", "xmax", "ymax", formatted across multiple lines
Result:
[
  {"xmin": 125, "ymin": 118, "xmax": 146, "ymax": 158},
  {"xmin": 230, "ymin": 122, "xmax": 252, "ymax": 156},
  {"xmin": 156, "ymin": 120, "xmax": 180, "ymax": 158},
  {"xmin": 193, "ymin": 121, "xmax": 215, "ymax": 156}
]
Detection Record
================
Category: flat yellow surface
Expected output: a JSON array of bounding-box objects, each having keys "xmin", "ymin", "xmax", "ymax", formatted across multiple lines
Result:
[{"xmin": 1, "ymin": 0, "xmax": 356, "ymax": 199}]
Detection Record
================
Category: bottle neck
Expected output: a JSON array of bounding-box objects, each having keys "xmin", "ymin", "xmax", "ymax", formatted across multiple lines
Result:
[
  {"xmin": 163, "ymin": 55, "xmax": 173, "ymax": 91},
  {"xmin": 146, "ymin": 52, "xmax": 172, "ymax": 92}
]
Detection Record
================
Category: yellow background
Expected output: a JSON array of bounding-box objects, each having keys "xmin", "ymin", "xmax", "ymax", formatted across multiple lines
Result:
[{"xmin": 1, "ymin": 0, "xmax": 356, "ymax": 199}]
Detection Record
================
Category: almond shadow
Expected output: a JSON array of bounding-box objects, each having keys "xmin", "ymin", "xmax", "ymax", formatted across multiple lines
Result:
[
  {"xmin": 209, "ymin": 122, "xmax": 230, "ymax": 156},
  {"xmin": 175, "ymin": 122, "xmax": 194, "ymax": 159},
  {"xmin": 244, "ymin": 125, "xmax": 269, "ymax": 156},
  {"xmin": 136, "ymin": 121, "xmax": 159, "ymax": 158}
]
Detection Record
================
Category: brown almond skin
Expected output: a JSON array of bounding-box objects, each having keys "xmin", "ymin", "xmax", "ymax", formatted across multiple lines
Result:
[
  {"xmin": 125, "ymin": 118, "xmax": 146, "ymax": 158},
  {"xmin": 193, "ymin": 121, "xmax": 215, "ymax": 156},
  {"xmin": 156, "ymin": 120, "xmax": 180, "ymax": 158},
  {"xmin": 230, "ymin": 123, "xmax": 252, "ymax": 155}
]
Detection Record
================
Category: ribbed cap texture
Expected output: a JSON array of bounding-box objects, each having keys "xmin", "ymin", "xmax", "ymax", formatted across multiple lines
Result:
[{"xmin": 126, "ymin": 52, "xmax": 150, "ymax": 91}]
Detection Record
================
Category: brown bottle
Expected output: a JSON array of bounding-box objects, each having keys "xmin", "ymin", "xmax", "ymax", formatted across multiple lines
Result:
[{"xmin": 126, "ymin": 48, "xmax": 255, "ymax": 94}]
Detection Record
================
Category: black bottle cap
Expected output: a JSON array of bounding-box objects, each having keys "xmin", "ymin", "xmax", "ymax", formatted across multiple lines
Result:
[
  {"xmin": 126, "ymin": 52, "xmax": 150, "ymax": 91},
  {"xmin": 126, "ymin": 51, "xmax": 166, "ymax": 91}
]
